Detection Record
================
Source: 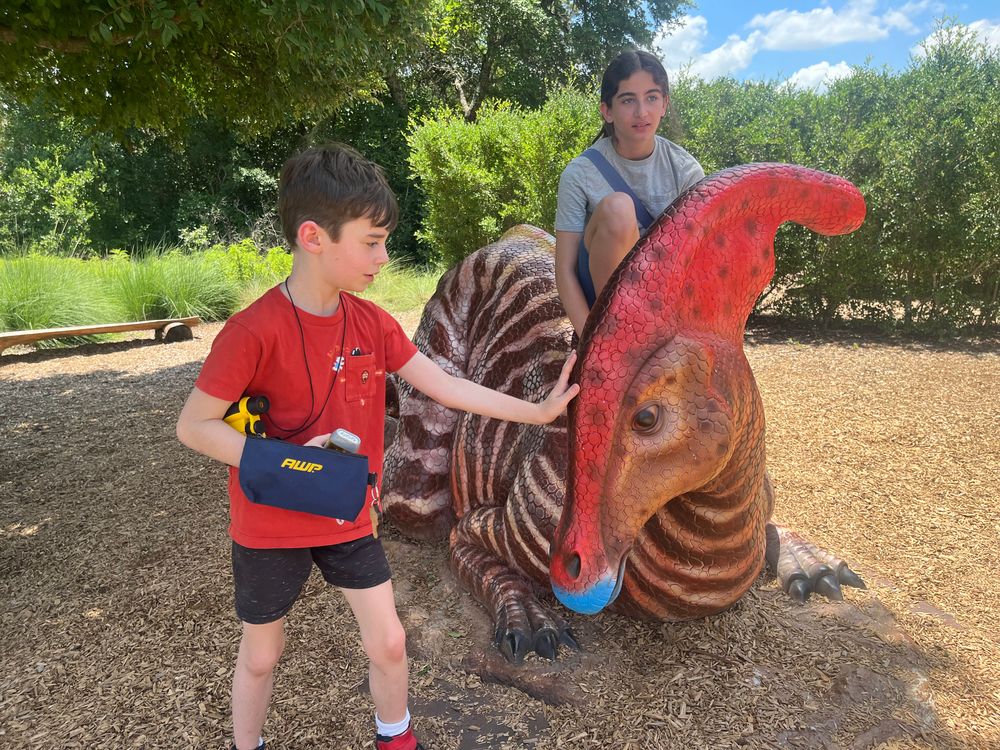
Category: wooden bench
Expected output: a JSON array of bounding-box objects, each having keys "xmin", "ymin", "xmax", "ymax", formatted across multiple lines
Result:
[{"xmin": 0, "ymin": 316, "xmax": 201, "ymax": 355}]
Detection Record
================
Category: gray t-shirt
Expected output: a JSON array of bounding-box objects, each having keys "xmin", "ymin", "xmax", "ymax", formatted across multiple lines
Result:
[{"xmin": 554, "ymin": 135, "xmax": 704, "ymax": 235}]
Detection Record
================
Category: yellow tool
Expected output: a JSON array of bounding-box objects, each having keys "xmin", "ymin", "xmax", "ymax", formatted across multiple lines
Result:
[{"xmin": 223, "ymin": 395, "xmax": 269, "ymax": 437}]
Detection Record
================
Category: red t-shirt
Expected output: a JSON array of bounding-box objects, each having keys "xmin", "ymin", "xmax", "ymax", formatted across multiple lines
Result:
[{"xmin": 195, "ymin": 286, "xmax": 418, "ymax": 548}]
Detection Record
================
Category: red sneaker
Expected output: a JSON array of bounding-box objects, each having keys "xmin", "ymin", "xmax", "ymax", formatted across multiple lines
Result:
[{"xmin": 375, "ymin": 725, "xmax": 425, "ymax": 750}]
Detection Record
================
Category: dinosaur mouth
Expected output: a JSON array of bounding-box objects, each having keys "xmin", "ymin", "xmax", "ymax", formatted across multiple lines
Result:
[
  {"xmin": 552, "ymin": 553, "xmax": 629, "ymax": 615},
  {"xmin": 610, "ymin": 553, "xmax": 627, "ymax": 601}
]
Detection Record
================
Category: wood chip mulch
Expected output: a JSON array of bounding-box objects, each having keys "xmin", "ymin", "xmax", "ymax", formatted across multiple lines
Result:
[{"xmin": 1, "ymin": 318, "xmax": 997, "ymax": 749}]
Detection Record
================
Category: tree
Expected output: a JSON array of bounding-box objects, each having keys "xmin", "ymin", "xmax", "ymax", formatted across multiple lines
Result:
[
  {"xmin": 0, "ymin": 0, "xmax": 429, "ymax": 135},
  {"xmin": 394, "ymin": 0, "xmax": 691, "ymax": 120}
]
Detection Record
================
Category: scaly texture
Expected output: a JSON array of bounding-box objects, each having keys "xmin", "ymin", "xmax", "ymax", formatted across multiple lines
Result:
[{"xmin": 384, "ymin": 164, "xmax": 867, "ymax": 662}]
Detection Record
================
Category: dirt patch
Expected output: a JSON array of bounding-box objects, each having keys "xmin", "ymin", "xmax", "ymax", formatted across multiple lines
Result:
[{"xmin": 1, "ymin": 320, "xmax": 997, "ymax": 749}]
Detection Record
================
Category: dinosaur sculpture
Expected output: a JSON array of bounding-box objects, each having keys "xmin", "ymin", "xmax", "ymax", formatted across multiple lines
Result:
[{"xmin": 384, "ymin": 163, "xmax": 868, "ymax": 663}]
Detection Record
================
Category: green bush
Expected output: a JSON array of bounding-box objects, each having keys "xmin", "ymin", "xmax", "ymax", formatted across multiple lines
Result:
[
  {"xmin": 0, "ymin": 151, "xmax": 101, "ymax": 257},
  {"xmin": 204, "ymin": 239, "xmax": 292, "ymax": 285},
  {"xmin": 409, "ymin": 87, "xmax": 596, "ymax": 267},
  {"xmin": 97, "ymin": 251, "xmax": 167, "ymax": 320}
]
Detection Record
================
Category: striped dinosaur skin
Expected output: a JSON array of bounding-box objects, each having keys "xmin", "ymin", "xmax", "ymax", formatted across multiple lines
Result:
[{"xmin": 384, "ymin": 164, "xmax": 866, "ymax": 661}]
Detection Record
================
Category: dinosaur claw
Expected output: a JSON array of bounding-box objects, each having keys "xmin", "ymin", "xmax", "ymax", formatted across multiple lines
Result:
[
  {"xmin": 495, "ymin": 629, "xmax": 512, "ymax": 661},
  {"xmin": 839, "ymin": 566, "xmax": 866, "ymax": 589},
  {"xmin": 814, "ymin": 574, "xmax": 843, "ymax": 601},
  {"xmin": 787, "ymin": 578, "xmax": 810, "ymax": 603},
  {"xmin": 493, "ymin": 617, "xmax": 508, "ymax": 648},
  {"xmin": 499, "ymin": 631, "xmax": 529, "ymax": 665},
  {"xmin": 535, "ymin": 631, "xmax": 557, "ymax": 660},
  {"xmin": 560, "ymin": 628, "xmax": 581, "ymax": 651},
  {"xmin": 769, "ymin": 523, "xmax": 865, "ymax": 605},
  {"xmin": 495, "ymin": 616, "xmax": 529, "ymax": 664},
  {"xmin": 491, "ymin": 597, "xmax": 579, "ymax": 663}
]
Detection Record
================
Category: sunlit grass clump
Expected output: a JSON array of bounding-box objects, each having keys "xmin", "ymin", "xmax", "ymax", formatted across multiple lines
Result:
[
  {"xmin": 100, "ymin": 251, "xmax": 241, "ymax": 321},
  {"xmin": 0, "ymin": 244, "xmax": 441, "ymax": 350},
  {"xmin": 0, "ymin": 256, "xmax": 124, "ymax": 346},
  {"xmin": 360, "ymin": 261, "xmax": 441, "ymax": 314}
]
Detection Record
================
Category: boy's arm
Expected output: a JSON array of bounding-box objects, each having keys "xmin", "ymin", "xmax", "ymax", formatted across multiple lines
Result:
[
  {"xmin": 395, "ymin": 350, "xmax": 579, "ymax": 425},
  {"xmin": 176, "ymin": 386, "xmax": 247, "ymax": 467}
]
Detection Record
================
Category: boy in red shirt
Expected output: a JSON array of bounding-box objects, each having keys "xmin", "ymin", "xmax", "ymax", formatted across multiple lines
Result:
[{"xmin": 176, "ymin": 144, "xmax": 578, "ymax": 750}]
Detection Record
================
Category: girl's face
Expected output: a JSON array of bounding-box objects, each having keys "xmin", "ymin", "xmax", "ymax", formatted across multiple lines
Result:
[{"xmin": 600, "ymin": 69, "xmax": 669, "ymax": 151}]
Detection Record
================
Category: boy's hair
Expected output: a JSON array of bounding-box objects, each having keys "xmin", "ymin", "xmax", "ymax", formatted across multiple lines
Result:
[{"xmin": 278, "ymin": 143, "xmax": 398, "ymax": 248}]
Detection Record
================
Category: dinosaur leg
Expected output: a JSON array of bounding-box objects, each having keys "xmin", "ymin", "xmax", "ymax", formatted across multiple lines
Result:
[
  {"xmin": 383, "ymin": 369, "xmax": 462, "ymax": 541},
  {"xmin": 450, "ymin": 507, "xmax": 579, "ymax": 664},
  {"xmin": 765, "ymin": 523, "xmax": 866, "ymax": 603}
]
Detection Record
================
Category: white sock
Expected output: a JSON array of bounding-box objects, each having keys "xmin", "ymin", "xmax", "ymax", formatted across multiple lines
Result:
[{"xmin": 375, "ymin": 709, "xmax": 411, "ymax": 737}]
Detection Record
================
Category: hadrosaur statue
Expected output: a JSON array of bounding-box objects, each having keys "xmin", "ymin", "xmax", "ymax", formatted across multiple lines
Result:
[{"xmin": 384, "ymin": 163, "xmax": 868, "ymax": 663}]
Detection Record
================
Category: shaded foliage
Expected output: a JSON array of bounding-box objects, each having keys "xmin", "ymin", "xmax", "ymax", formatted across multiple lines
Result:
[
  {"xmin": 0, "ymin": 0, "xmax": 430, "ymax": 136},
  {"xmin": 391, "ymin": 0, "xmax": 691, "ymax": 121}
]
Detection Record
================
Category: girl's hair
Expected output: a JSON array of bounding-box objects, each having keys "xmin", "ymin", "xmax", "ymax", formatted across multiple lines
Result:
[{"xmin": 594, "ymin": 50, "xmax": 671, "ymax": 142}]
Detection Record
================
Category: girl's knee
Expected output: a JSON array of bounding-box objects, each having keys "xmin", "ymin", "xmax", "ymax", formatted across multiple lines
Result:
[
  {"xmin": 364, "ymin": 622, "xmax": 407, "ymax": 668},
  {"xmin": 593, "ymin": 193, "xmax": 638, "ymax": 241}
]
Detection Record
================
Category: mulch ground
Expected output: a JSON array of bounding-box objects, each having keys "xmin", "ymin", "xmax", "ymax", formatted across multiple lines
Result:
[{"xmin": 1, "ymin": 317, "xmax": 997, "ymax": 750}]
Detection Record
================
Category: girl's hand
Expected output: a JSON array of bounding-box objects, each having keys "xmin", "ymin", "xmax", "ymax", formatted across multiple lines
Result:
[
  {"xmin": 305, "ymin": 433, "xmax": 331, "ymax": 448},
  {"xmin": 537, "ymin": 351, "xmax": 581, "ymax": 423}
]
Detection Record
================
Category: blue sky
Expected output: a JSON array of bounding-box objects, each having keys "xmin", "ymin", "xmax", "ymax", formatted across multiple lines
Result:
[{"xmin": 654, "ymin": 0, "xmax": 1000, "ymax": 90}]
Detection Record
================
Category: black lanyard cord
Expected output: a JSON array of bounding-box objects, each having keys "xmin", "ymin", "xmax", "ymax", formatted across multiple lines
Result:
[{"xmin": 266, "ymin": 279, "xmax": 347, "ymax": 439}]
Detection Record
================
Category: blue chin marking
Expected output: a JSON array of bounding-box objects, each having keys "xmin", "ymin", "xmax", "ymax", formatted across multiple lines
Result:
[{"xmin": 553, "ymin": 569, "xmax": 624, "ymax": 615}]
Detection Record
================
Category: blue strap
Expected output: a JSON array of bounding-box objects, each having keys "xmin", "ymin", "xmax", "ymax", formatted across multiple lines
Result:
[
  {"xmin": 582, "ymin": 148, "xmax": 656, "ymax": 230},
  {"xmin": 576, "ymin": 239, "xmax": 597, "ymax": 308}
]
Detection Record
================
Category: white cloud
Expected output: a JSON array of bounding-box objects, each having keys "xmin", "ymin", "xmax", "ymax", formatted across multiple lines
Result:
[
  {"xmin": 883, "ymin": 2, "xmax": 936, "ymax": 34},
  {"xmin": 784, "ymin": 61, "xmax": 855, "ymax": 92},
  {"xmin": 691, "ymin": 32, "xmax": 763, "ymax": 78},
  {"xmin": 973, "ymin": 19, "xmax": 1000, "ymax": 47},
  {"xmin": 913, "ymin": 19, "xmax": 1000, "ymax": 56},
  {"xmin": 655, "ymin": 16, "xmax": 763, "ymax": 79},
  {"xmin": 655, "ymin": 14, "xmax": 710, "ymax": 70},
  {"xmin": 655, "ymin": 2, "xmax": 944, "ymax": 83},
  {"xmin": 748, "ymin": 0, "xmax": 938, "ymax": 50},
  {"xmin": 750, "ymin": 1, "xmax": 885, "ymax": 50}
]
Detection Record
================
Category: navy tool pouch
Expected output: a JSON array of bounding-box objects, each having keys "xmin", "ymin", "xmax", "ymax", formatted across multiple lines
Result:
[{"xmin": 238, "ymin": 436, "xmax": 374, "ymax": 521}]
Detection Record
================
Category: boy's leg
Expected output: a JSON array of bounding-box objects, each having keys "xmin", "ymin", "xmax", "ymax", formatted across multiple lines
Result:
[
  {"xmin": 232, "ymin": 619, "xmax": 285, "ymax": 750},
  {"xmin": 313, "ymin": 536, "xmax": 420, "ymax": 746},
  {"xmin": 340, "ymin": 581, "xmax": 409, "ymax": 723},
  {"xmin": 230, "ymin": 542, "xmax": 314, "ymax": 749},
  {"xmin": 584, "ymin": 192, "xmax": 640, "ymax": 297}
]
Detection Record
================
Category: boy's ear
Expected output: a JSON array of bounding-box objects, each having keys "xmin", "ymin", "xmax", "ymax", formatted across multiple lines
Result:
[{"xmin": 296, "ymin": 220, "xmax": 326, "ymax": 254}]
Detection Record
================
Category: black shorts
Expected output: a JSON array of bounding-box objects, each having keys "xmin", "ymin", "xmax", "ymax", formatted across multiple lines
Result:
[{"xmin": 232, "ymin": 535, "xmax": 392, "ymax": 624}]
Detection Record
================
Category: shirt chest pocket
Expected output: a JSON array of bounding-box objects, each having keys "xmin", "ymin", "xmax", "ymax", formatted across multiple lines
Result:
[{"xmin": 344, "ymin": 353, "xmax": 379, "ymax": 403}]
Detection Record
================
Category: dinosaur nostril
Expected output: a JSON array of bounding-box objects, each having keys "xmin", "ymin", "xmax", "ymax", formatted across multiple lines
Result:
[{"xmin": 566, "ymin": 552, "xmax": 582, "ymax": 579}]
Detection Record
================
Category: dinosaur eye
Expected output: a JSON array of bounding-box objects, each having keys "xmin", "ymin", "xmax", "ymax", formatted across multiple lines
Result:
[{"xmin": 631, "ymin": 406, "xmax": 660, "ymax": 433}]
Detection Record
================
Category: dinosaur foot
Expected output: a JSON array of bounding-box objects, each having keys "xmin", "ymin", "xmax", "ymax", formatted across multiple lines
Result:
[
  {"xmin": 765, "ymin": 523, "xmax": 866, "ymax": 603},
  {"xmin": 494, "ymin": 595, "xmax": 580, "ymax": 665}
]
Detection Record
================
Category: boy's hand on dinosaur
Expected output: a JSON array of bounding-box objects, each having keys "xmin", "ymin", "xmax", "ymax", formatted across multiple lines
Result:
[{"xmin": 538, "ymin": 350, "xmax": 580, "ymax": 423}]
